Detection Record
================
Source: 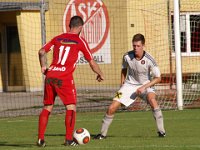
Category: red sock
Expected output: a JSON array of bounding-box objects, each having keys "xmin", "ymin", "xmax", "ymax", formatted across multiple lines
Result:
[
  {"xmin": 38, "ymin": 109, "xmax": 50, "ymax": 140},
  {"xmin": 65, "ymin": 110, "xmax": 76, "ymax": 140}
]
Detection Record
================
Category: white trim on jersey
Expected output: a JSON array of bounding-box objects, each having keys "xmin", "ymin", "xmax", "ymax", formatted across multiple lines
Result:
[
  {"xmin": 50, "ymin": 45, "xmax": 54, "ymax": 50},
  {"xmin": 79, "ymin": 36, "xmax": 93, "ymax": 59}
]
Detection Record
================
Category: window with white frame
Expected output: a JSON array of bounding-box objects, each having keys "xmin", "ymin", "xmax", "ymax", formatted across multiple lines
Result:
[{"xmin": 171, "ymin": 13, "xmax": 200, "ymax": 56}]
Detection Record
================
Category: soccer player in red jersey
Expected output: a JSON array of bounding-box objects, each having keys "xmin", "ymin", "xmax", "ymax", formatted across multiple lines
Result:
[{"xmin": 37, "ymin": 16, "xmax": 104, "ymax": 147}]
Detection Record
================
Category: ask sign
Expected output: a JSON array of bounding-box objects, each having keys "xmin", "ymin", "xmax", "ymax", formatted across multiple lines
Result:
[{"xmin": 63, "ymin": 0, "xmax": 111, "ymax": 64}]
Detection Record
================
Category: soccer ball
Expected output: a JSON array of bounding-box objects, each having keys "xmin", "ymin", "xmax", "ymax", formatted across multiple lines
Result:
[{"xmin": 73, "ymin": 128, "xmax": 90, "ymax": 145}]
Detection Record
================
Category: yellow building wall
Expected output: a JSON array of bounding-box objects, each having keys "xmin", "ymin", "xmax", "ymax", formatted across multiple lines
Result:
[
  {"xmin": 35, "ymin": 0, "xmax": 200, "ymax": 89},
  {"xmin": 0, "ymin": 0, "xmax": 200, "ymax": 91},
  {"xmin": 127, "ymin": 0, "xmax": 171, "ymax": 74},
  {"xmin": 16, "ymin": 12, "xmax": 43, "ymax": 91}
]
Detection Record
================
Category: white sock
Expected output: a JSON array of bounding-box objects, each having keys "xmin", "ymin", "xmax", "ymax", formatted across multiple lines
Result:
[
  {"xmin": 152, "ymin": 108, "xmax": 165, "ymax": 133},
  {"xmin": 101, "ymin": 114, "xmax": 114, "ymax": 136}
]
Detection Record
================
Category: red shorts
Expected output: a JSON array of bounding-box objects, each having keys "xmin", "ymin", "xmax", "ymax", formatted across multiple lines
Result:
[{"xmin": 43, "ymin": 77, "xmax": 76, "ymax": 105}]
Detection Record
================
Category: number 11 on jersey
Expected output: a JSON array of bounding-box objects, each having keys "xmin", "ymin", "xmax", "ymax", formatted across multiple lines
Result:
[{"xmin": 57, "ymin": 46, "xmax": 70, "ymax": 65}]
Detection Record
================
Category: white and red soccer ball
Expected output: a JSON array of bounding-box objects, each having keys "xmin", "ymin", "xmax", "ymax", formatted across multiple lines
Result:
[{"xmin": 73, "ymin": 128, "xmax": 90, "ymax": 145}]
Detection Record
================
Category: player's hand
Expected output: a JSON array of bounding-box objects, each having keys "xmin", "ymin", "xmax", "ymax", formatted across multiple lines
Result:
[
  {"xmin": 41, "ymin": 66, "xmax": 48, "ymax": 75},
  {"xmin": 96, "ymin": 74, "xmax": 104, "ymax": 82},
  {"xmin": 136, "ymin": 86, "xmax": 146, "ymax": 95}
]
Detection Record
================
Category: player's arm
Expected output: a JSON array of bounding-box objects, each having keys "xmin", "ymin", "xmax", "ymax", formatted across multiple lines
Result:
[
  {"xmin": 38, "ymin": 48, "xmax": 48, "ymax": 74},
  {"xmin": 79, "ymin": 37, "xmax": 104, "ymax": 82},
  {"xmin": 137, "ymin": 66, "xmax": 161, "ymax": 94},
  {"xmin": 38, "ymin": 37, "xmax": 55, "ymax": 74},
  {"xmin": 88, "ymin": 59, "xmax": 104, "ymax": 82},
  {"xmin": 121, "ymin": 68, "xmax": 127, "ymax": 86},
  {"xmin": 136, "ymin": 77, "xmax": 161, "ymax": 95},
  {"xmin": 143, "ymin": 76, "xmax": 161, "ymax": 89},
  {"xmin": 121, "ymin": 54, "xmax": 128, "ymax": 86}
]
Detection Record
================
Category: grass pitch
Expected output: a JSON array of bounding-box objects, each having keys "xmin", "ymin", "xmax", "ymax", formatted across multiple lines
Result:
[{"xmin": 0, "ymin": 109, "xmax": 200, "ymax": 150}]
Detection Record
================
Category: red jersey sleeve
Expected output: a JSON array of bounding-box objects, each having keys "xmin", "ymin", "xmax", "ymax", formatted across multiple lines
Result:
[
  {"xmin": 79, "ymin": 36, "xmax": 93, "ymax": 62},
  {"xmin": 42, "ymin": 37, "xmax": 55, "ymax": 52}
]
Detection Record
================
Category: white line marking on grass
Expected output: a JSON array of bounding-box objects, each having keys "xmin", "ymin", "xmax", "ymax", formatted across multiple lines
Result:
[
  {"xmin": 117, "ymin": 145, "xmax": 200, "ymax": 149},
  {"xmin": 17, "ymin": 145, "xmax": 200, "ymax": 149},
  {"xmin": 7, "ymin": 120, "xmax": 25, "ymax": 122},
  {"xmin": 0, "ymin": 117, "xmax": 179, "ymax": 123}
]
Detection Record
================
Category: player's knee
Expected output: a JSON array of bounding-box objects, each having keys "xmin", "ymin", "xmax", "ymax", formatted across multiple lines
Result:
[
  {"xmin": 107, "ymin": 101, "xmax": 121, "ymax": 115},
  {"xmin": 148, "ymin": 98, "xmax": 159, "ymax": 109},
  {"xmin": 66, "ymin": 104, "xmax": 76, "ymax": 112},
  {"xmin": 44, "ymin": 104, "xmax": 53, "ymax": 112},
  {"xmin": 107, "ymin": 106, "xmax": 117, "ymax": 115}
]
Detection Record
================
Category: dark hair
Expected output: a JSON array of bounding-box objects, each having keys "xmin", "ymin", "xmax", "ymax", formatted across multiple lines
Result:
[
  {"xmin": 69, "ymin": 16, "xmax": 84, "ymax": 28},
  {"xmin": 132, "ymin": 33, "xmax": 145, "ymax": 44}
]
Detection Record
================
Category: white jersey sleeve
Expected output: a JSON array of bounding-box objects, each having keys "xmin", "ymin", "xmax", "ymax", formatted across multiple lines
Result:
[
  {"xmin": 151, "ymin": 66, "xmax": 161, "ymax": 78},
  {"xmin": 122, "ymin": 54, "xmax": 128, "ymax": 69},
  {"xmin": 146, "ymin": 52, "xmax": 161, "ymax": 78}
]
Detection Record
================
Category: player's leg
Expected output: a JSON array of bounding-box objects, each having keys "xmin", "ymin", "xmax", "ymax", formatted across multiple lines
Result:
[
  {"xmin": 147, "ymin": 92, "xmax": 166, "ymax": 137},
  {"xmin": 56, "ymin": 82, "xmax": 78, "ymax": 146},
  {"xmin": 103, "ymin": 100, "xmax": 121, "ymax": 135},
  {"xmin": 37, "ymin": 105, "xmax": 54, "ymax": 147},
  {"xmin": 37, "ymin": 79, "xmax": 56, "ymax": 147},
  {"xmin": 94, "ymin": 83, "xmax": 137, "ymax": 139},
  {"xmin": 94, "ymin": 100, "xmax": 121, "ymax": 139},
  {"xmin": 64, "ymin": 104, "xmax": 78, "ymax": 146}
]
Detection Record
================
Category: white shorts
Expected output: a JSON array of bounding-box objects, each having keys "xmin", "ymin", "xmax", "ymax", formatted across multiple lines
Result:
[{"xmin": 113, "ymin": 82, "xmax": 156, "ymax": 107}]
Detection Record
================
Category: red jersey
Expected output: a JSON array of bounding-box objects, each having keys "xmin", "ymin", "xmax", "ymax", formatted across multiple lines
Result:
[{"xmin": 42, "ymin": 33, "xmax": 93, "ymax": 80}]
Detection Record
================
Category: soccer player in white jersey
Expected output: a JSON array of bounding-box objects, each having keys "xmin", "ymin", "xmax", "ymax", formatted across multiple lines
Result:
[{"xmin": 94, "ymin": 33, "xmax": 166, "ymax": 139}]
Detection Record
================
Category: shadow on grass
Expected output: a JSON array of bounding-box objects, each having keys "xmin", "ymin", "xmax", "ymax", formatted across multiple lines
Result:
[
  {"xmin": 0, "ymin": 141, "xmax": 34, "ymax": 147},
  {"xmin": 45, "ymin": 133, "xmax": 65, "ymax": 136},
  {"xmin": 90, "ymin": 133, "xmax": 158, "ymax": 139},
  {"xmin": 44, "ymin": 133, "xmax": 158, "ymax": 140},
  {"xmin": 90, "ymin": 133, "xmax": 115, "ymax": 139}
]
